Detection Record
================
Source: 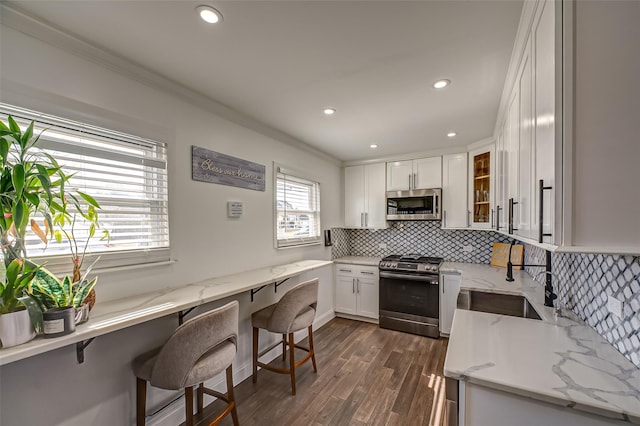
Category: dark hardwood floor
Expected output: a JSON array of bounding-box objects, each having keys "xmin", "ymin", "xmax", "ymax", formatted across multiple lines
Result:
[{"xmin": 201, "ymin": 318, "xmax": 448, "ymax": 426}]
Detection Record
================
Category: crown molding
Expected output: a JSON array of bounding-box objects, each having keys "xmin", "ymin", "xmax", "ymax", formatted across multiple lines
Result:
[{"xmin": 0, "ymin": 3, "xmax": 341, "ymax": 166}]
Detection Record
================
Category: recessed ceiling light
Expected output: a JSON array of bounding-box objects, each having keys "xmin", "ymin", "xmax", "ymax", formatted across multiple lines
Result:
[
  {"xmin": 447, "ymin": 132, "xmax": 457, "ymax": 137},
  {"xmin": 323, "ymin": 108, "xmax": 336, "ymax": 116},
  {"xmin": 370, "ymin": 144, "xmax": 378, "ymax": 149},
  {"xmin": 197, "ymin": 5, "xmax": 223, "ymax": 24},
  {"xmin": 433, "ymin": 79, "xmax": 451, "ymax": 89}
]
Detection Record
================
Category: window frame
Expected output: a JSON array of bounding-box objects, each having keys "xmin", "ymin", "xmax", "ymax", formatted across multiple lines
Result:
[
  {"xmin": 0, "ymin": 103, "xmax": 170, "ymax": 275},
  {"xmin": 273, "ymin": 163, "xmax": 322, "ymax": 249}
]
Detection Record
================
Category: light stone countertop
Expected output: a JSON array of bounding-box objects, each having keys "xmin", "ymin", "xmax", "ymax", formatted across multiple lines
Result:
[
  {"xmin": 442, "ymin": 262, "xmax": 640, "ymax": 423},
  {"xmin": 0, "ymin": 259, "xmax": 332, "ymax": 366},
  {"xmin": 333, "ymin": 256, "xmax": 382, "ymax": 267}
]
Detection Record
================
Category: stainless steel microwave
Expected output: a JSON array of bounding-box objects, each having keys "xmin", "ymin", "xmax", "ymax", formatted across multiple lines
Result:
[{"xmin": 386, "ymin": 188, "xmax": 441, "ymax": 220}]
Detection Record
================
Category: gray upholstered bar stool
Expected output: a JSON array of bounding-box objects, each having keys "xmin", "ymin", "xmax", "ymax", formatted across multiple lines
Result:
[
  {"xmin": 133, "ymin": 301, "xmax": 239, "ymax": 426},
  {"xmin": 251, "ymin": 278, "xmax": 319, "ymax": 395}
]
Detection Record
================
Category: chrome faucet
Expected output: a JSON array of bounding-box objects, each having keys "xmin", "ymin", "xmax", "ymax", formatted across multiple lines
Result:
[{"xmin": 505, "ymin": 242, "xmax": 557, "ymax": 307}]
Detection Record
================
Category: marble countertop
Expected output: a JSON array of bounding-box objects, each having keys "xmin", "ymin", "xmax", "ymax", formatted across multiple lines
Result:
[
  {"xmin": 333, "ymin": 256, "xmax": 381, "ymax": 267},
  {"xmin": 442, "ymin": 262, "xmax": 640, "ymax": 423},
  {"xmin": 0, "ymin": 259, "xmax": 332, "ymax": 366}
]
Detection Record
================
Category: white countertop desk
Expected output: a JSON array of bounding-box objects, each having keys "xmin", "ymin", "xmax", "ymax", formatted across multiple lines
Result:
[{"xmin": 0, "ymin": 259, "xmax": 332, "ymax": 367}]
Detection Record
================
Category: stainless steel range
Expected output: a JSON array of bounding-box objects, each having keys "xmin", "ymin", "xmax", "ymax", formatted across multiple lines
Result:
[{"xmin": 379, "ymin": 254, "xmax": 444, "ymax": 338}]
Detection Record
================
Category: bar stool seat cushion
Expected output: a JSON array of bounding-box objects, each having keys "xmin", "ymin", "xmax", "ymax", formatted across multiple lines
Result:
[
  {"xmin": 133, "ymin": 341, "xmax": 236, "ymax": 387},
  {"xmin": 252, "ymin": 304, "xmax": 315, "ymax": 334}
]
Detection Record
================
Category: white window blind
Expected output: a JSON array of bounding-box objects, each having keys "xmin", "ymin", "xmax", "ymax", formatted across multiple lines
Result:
[
  {"xmin": 0, "ymin": 103, "xmax": 170, "ymax": 272},
  {"xmin": 275, "ymin": 165, "xmax": 321, "ymax": 248}
]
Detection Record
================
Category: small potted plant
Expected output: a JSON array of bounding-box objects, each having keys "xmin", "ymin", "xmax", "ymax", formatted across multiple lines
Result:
[
  {"xmin": 27, "ymin": 265, "xmax": 98, "ymax": 338},
  {"xmin": 0, "ymin": 259, "xmax": 43, "ymax": 346}
]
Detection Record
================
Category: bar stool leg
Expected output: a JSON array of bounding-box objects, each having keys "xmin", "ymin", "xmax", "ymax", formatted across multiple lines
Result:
[
  {"xmin": 226, "ymin": 365, "xmax": 239, "ymax": 426},
  {"xmin": 197, "ymin": 383, "xmax": 204, "ymax": 414},
  {"xmin": 252, "ymin": 327, "xmax": 259, "ymax": 383},
  {"xmin": 282, "ymin": 333, "xmax": 287, "ymax": 361},
  {"xmin": 288, "ymin": 332, "xmax": 296, "ymax": 395},
  {"xmin": 136, "ymin": 378, "xmax": 147, "ymax": 426},
  {"xmin": 309, "ymin": 325, "xmax": 317, "ymax": 373},
  {"xmin": 185, "ymin": 386, "xmax": 194, "ymax": 426}
]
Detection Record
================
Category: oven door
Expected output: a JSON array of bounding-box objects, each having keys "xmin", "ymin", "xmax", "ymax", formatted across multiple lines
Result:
[{"xmin": 379, "ymin": 270, "xmax": 439, "ymax": 319}]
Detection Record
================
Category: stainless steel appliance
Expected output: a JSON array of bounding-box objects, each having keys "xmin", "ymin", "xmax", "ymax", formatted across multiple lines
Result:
[
  {"xmin": 378, "ymin": 254, "xmax": 444, "ymax": 338},
  {"xmin": 386, "ymin": 188, "xmax": 441, "ymax": 221}
]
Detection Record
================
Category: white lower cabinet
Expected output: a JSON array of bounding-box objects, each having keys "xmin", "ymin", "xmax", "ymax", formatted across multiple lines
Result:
[
  {"xmin": 461, "ymin": 382, "xmax": 628, "ymax": 426},
  {"xmin": 334, "ymin": 264, "xmax": 379, "ymax": 320},
  {"xmin": 439, "ymin": 273, "xmax": 461, "ymax": 335}
]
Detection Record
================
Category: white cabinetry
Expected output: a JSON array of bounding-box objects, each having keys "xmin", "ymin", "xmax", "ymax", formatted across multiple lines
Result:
[
  {"xmin": 439, "ymin": 273, "xmax": 461, "ymax": 335},
  {"xmin": 461, "ymin": 382, "xmax": 627, "ymax": 426},
  {"xmin": 334, "ymin": 265, "xmax": 379, "ymax": 320},
  {"xmin": 386, "ymin": 156, "xmax": 442, "ymax": 191},
  {"xmin": 441, "ymin": 153, "xmax": 468, "ymax": 229},
  {"xmin": 495, "ymin": 0, "xmax": 558, "ymax": 245},
  {"xmin": 468, "ymin": 145, "xmax": 495, "ymax": 229},
  {"xmin": 344, "ymin": 163, "xmax": 387, "ymax": 229}
]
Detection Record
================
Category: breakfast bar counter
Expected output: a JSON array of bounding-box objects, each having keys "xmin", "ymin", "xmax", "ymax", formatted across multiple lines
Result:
[{"xmin": 0, "ymin": 259, "xmax": 332, "ymax": 366}]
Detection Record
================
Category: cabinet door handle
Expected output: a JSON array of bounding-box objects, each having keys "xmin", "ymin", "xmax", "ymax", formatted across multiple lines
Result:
[
  {"xmin": 360, "ymin": 212, "xmax": 364, "ymax": 227},
  {"xmin": 365, "ymin": 212, "xmax": 368, "ymax": 227},
  {"xmin": 491, "ymin": 209, "xmax": 494, "ymax": 229},
  {"xmin": 360, "ymin": 271, "xmax": 374, "ymax": 275},
  {"xmin": 496, "ymin": 206, "xmax": 502, "ymax": 231},
  {"xmin": 443, "ymin": 210, "xmax": 447, "ymax": 228},
  {"xmin": 467, "ymin": 210, "xmax": 471, "ymax": 227},
  {"xmin": 538, "ymin": 179, "xmax": 553, "ymax": 243},
  {"xmin": 408, "ymin": 174, "xmax": 412, "ymax": 190},
  {"xmin": 413, "ymin": 173, "xmax": 417, "ymax": 189},
  {"xmin": 357, "ymin": 278, "xmax": 360, "ymax": 294},
  {"xmin": 339, "ymin": 269, "xmax": 352, "ymax": 273},
  {"xmin": 352, "ymin": 278, "xmax": 355, "ymax": 294},
  {"xmin": 509, "ymin": 198, "xmax": 519, "ymax": 233}
]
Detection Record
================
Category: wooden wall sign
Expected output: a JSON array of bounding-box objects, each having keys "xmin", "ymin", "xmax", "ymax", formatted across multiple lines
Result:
[{"xmin": 192, "ymin": 146, "xmax": 266, "ymax": 191}]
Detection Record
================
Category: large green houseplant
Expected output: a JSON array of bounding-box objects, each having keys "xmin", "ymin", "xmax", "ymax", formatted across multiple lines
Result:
[{"xmin": 0, "ymin": 116, "xmax": 70, "ymax": 347}]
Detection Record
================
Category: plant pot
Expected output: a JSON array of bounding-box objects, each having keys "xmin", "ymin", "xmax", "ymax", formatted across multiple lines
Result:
[
  {"xmin": 0, "ymin": 309, "xmax": 36, "ymax": 348},
  {"xmin": 43, "ymin": 307, "xmax": 76, "ymax": 338},
  {"xmin": 74, "ymin": 303, "xmax": 90, "ymax": 325}
]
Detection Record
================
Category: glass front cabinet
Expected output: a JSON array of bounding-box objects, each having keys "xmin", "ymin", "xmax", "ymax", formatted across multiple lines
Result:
[{"xmin": 468, "ymin": 145, "xmax": 495, "ymax": 229}]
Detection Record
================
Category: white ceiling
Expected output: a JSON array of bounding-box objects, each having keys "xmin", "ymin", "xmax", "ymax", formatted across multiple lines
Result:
[{"xmin": 7, "ymin": 1, "xmax": 523, "ymax": 162}]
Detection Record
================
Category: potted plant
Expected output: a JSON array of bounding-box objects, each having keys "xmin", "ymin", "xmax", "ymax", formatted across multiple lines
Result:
[
  {"xmin": 0, "ymin": 116, "xmax": 69, "ymax": 347},
  {"xmin": 27, "ymin": 265, "xmax": 98, "ymax": 338}
]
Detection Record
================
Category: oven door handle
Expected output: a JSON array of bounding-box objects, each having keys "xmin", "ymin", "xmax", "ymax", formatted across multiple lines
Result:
[{"xmin": 379, "ymin": 271, "xmax": 439, "ymax": 283}]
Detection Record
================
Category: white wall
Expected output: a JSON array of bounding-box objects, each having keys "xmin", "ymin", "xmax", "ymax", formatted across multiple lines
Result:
[{"xmin": 0, "ymin": 19, "xmax": 341, "ymax": 426}]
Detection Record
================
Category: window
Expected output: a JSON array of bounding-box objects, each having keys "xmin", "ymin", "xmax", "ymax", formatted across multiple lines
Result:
[
  {"xmin": 1, "ymin": 103, "xmax": 169, "ymax": 272},
  {"xmin": 275, "ymin": 165, "xmax": 321, "ymax": 248}
]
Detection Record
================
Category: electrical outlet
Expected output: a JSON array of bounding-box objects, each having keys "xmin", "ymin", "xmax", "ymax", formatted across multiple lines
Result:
[
  {"xmin": 607, "ymin": 295, "xmax": 624, "ymax": 319},
  {"xmin": 462, "ymin": 245, "xmax": 474, "ymax": 253},
  {"xmin": 378, "ymin": 243, "xmax": 387, "ymax": 249}
]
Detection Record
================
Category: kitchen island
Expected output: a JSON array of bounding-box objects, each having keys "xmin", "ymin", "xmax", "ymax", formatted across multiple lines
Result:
[{"xmin": 442, "ymin": 262, "xmax": 640, "ymax": 424}]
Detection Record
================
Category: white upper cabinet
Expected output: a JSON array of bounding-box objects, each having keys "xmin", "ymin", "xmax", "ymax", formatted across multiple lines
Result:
[
  {"xmin": 442, "ymin": 153, "xmax": 468, "ymax": 229},
  {"xmin": 468, "ymin": 145, "xmax": 495, "ymax": 229},
  {"xmin": 414, "ymin": 157, "xmax": 443, "ymax": 189},
  {"xmin": 386, "ymin": 156, "xmax": 442, "ymax": 191},
  {"xmin": 344, "ymin": 163, "xmax": 387, "ymax": 229},
  {"xmin": 516, "ymin": 35, "xmax": 534, "ymax": 239},
  {"xmin": 533, "ymin": 0, "xmax": 556, "ymax": 244}
]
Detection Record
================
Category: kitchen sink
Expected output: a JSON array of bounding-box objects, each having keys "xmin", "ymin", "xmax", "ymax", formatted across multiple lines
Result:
[{"xmin": 457, "ymin": 290, "xmax": 542, "ymax": 320}]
